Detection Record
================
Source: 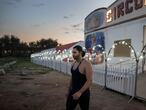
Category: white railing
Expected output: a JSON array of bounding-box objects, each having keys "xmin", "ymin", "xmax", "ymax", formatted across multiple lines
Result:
[{"xmin": 31, "ymin": 58, "xmax": 141, "ymax": 97}]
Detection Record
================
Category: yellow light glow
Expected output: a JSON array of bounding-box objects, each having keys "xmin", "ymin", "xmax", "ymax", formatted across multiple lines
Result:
[{"xmin": 106, "ymin": 9, "xmax": 113, "ymax": 23}]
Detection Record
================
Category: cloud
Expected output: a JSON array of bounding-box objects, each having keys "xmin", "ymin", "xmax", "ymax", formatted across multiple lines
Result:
[
  {"xmin": 12, "ymin": 0, "xmax": 22, "ymax": 3},
  {"xmin": 63, "ymin": 14, "xmax": 74, "ymax": 19},
  {"xmin": 63, "ymin": 16, "xmax": 70, "ymax": 19},
  {"xmin": 74, "ymin": 28, "xmax": 84, "ymax": 32},
  {"xmin": 31, "ymin": 22, "xmax": 45, "ymax": 28},
  {"xmin": 64, "ymin": 32, "xmax": 70, "ymax": 34},
  {"xmin": 71, "ymin": 22, "xmax": 83, "ymax": 28},
  {"xmin": 3, "ymin": 1, "xmax": 14, "ymax": 5},
  {"xmin": 31, "ymin": 24, "xmax": 41, "ymax": 28},
  {"xmin": 62, "ymin": 22, "xmax": 83, "ymax": 35},
  {"xmin": 62, "ymin": 27, "xmax": 70, "ymax": 30},
  {"xmin": 70, "ymin": 22, "xmax": 84, "ymax": 32},
  {"xmin": 32, "ymin": 24, "xmax": 41, "ymax": 28},
  {"xmin": 1, "ymin": 0, "xmax": 22, "ymax": 6},
  {"xmin": 62, "ymin": 27, "xmax": 70, "ymax": 34},
  {"xmin": 32, "ymin": 3, "xmax": 45, "ymax": 7}
]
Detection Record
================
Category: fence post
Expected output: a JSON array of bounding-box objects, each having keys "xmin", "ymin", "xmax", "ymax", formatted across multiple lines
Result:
[{"xmin": 104, "ymin": 58, "xmax": 107, "ymax": 88}]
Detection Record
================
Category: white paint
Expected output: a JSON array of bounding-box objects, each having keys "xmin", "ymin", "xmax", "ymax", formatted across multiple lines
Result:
[{"xmin": 85, "ymin": 18, "xmax": 146, "ymax": 64}]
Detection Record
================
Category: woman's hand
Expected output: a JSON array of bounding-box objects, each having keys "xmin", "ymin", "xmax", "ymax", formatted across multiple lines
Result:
[{"xmin": 72, "ymin": 91, "xmax": 82, "ymax": 100}]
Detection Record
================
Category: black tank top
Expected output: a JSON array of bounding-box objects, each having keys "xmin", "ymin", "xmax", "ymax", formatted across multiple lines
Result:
[{"xmin": 70, "ymin": 59, "xmax": 89, "ymax": 94}]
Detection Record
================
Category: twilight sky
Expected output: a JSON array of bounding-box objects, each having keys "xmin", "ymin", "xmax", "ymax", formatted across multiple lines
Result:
[{"xmin": 0, "ymin": 0, "xmax": 115, "ymax": 44}]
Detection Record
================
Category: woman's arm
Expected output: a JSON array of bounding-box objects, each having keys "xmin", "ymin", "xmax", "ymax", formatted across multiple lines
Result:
[{"xmin": 78, "ymin": 61, "xmax": 93, "ymax": 94}]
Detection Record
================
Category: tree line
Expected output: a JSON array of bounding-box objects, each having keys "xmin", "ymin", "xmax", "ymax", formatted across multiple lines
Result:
[{"xmin": 0, "ymin": 35, "xmax": 60, "ymax": 57}]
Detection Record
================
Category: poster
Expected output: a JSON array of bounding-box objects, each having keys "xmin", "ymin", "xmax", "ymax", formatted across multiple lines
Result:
[
  {"xmin": 85, "ymin": 32, "xmax": 105, "ymax": 64},
  {"xmin": 85, "ymin": 9, "xmax": 106, "ymax": 33}
]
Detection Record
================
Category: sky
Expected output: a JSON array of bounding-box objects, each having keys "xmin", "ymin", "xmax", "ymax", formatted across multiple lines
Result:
[{"xmin": 0, "ymin": 0, "xmax": 115, "ymax": 44}]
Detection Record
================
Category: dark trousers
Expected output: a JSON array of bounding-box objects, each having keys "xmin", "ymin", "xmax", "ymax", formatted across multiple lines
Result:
[{"xmin": 66, "ymin": 90, "xmax": 90, "ymax": 110}]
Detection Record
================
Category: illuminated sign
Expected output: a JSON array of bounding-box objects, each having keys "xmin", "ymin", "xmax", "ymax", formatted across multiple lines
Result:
[
  {"xmin": 106, "ymin": 9, "xmax": 113, "ymax": 23},
  {"xmin": 106, "ymin": 0, "xmax": 145, "ymax": 23}
]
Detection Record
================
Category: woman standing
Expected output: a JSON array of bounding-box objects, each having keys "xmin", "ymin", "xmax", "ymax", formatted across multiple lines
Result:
[{"xmin": 66, "ymin": 45, "xmax": 93, "ymax": 110}]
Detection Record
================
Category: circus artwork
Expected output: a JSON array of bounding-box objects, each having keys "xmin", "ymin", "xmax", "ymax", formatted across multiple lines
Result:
[
  {"xmin": 85, "ymin": 9, "xmax": 105, "ymax": 33},
  {"xmin": 85, "ymin": 32, "xmax": 105, "ymax": 64}
]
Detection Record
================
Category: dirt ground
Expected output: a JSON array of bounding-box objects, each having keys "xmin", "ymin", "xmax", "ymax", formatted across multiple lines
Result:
[{"xmin": 0, "ymin": 58, "xmax": 146, "ymax": 110}]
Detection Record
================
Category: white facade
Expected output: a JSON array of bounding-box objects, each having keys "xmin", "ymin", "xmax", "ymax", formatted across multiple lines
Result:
[{"xmin": 85, "ymin": 0, "xmax": 146, "ymax": 65}]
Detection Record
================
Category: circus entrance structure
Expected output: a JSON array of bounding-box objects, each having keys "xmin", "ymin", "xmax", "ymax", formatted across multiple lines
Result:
[{"xmin": 84, "ymin": 0, "xmax": 146, "ymax": 100}]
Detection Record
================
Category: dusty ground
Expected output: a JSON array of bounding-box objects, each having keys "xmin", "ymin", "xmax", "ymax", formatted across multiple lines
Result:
[
  {"xmin": 0, "ymin": 72, "xmax": 146, "ymax": 110},
  {"xmin": 0, "ymin": 58, "xmax": 146, "ymax": 110}
]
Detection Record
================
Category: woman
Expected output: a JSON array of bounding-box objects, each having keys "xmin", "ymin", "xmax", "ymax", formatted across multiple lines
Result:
[{"xmin": 66, "ymin": 45, "xmax": 93, "ymax": 110}]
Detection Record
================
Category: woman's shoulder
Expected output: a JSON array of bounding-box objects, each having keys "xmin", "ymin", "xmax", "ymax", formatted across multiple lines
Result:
[{"xmin": 82, "ymin": 59, "xmax": 91, "ymax": 65}]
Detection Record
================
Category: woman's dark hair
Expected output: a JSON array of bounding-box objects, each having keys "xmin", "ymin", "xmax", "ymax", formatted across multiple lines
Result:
[{"xmin": 73, "ymin": 45, "xmax": 86, "ymax": 57}]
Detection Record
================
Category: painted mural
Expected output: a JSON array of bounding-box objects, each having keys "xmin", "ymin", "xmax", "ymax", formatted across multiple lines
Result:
[
  {"xmin": 85, "ymin": 32, "xmax": 105, "ymax": 53},
  {"xmin": 85, "ymin": 32, "xmax": 105, "ymax": 64}
]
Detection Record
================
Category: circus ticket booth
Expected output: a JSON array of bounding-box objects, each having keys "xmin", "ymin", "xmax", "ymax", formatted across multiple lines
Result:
[{"xmin": 85, "ymin": 0, "xmax": 146, "ymax": 99}]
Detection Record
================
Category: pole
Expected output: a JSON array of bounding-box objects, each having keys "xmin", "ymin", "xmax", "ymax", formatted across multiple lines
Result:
[{"xmin": 104, "ymin": 57, "xmax": 107, "ymax": 89}]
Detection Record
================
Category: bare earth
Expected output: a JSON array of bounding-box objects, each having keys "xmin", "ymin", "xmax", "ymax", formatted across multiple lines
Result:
[{"xmin": 0, "ymin": 70, "xmax": 146, "ymax": 110}]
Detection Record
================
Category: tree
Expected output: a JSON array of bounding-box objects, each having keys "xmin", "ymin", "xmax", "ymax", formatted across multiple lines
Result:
[
  {"xmin": 0, "ymin": 35, "xmax": 59, "ymax": 57},
  {"xmin": 0, "ymin": 35, "xmax": 11, "ymax": 56},
  {"xmin": 10, "ymin": 35, "xmax": 20, "ymax": 56}
]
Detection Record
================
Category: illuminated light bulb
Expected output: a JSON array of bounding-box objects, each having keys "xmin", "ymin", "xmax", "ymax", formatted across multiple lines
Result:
[
  {"xmin": 93, "ymin": 46, "xmax": 96, "ymax": 51},
  {"xmin": 89, "ymin": 57, "xmax": 92, "ymax": 60},
  {"xmin": 120, "ymin": 59, "xmax": 123, "ymax": 62},
  {"xmin": 70, "ymin": 50, "xmax": 72, "ymax": 53},
  {"xmin": 98, "ymin": 45, "xmax": 102, "ymax": 48},
  {"xmin": 102, "ymin": 51, "xmax": 105, "ymax": 54},
  {"xmin": 112, "ymin": 45, "xmax": 115, "ymax": 49},
  {"xmin": 119, "ymin": 42, "xmax": 122, "ymax": 44},
  {"xmin": 139, "ymin": 55, "xmax": 143, "ymax": 59},
  {"xmin": 131, "ymin": 49, "xmax": 134, "ymax": 53},
  {"xmin": 83, "ymin": 47, "xmax": 86, "ymax": 50},
  {"xmin": 107, "ymin": 58, "xmax": 111, "ymax": 61},
  {"xmin": 106, "ymin": 9, "xmax": 113, "ymax": 23},
  {"xmin": 122, "ymin": 41, "xmax": 125, "ymax": 44}
]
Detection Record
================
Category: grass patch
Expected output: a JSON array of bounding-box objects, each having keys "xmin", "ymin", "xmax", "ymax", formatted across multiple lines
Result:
[
  {"xmin": 0, "ymin": 57, "xmax": 17, "ymax": 65},
  {"xmin": 12, "ymin": 57, "xmax": 48, "ymax": 69},
  {"xmin": 0, "ymin": 57, "xmax": 51, "ymax": 74}
]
